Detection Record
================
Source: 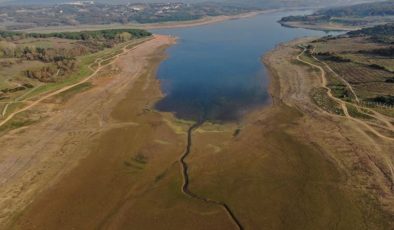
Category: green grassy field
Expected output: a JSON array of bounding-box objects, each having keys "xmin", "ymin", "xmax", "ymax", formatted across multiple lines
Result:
[{"xmin": 0, "ymin": 36, "xmax": 151, "ymax": 135}]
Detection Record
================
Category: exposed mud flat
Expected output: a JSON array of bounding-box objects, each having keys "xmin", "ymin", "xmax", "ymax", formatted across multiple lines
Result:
[
  {"xmin": 0, "ymin": 19, "xmax": 393, "ymax": 230},
  {"xmin": 0, "ymin": 35, "xmax": 214, "ymax": 229}
]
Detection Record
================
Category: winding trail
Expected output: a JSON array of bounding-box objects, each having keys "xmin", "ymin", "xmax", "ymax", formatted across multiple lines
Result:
[
  {"xmin": 310, "ymin": 53, "xmax": 360, "ymax": 103},
  {"xmin": 310, "ymin": 54, "xmax": 394, "ymax": 130},
  {"xmin": 296, "ymin": 47, "xmax": 394, "ymax": 142},
  {"xmin": 297, "ymin": 45, "xmax": 394, "ymax": 196},
  {"xmin": 179, "ymin": 122, "xmax": 244, "ymax": 230},
  {"xmin": 1, "ymin": 86, "xmax": 39, "ymax": 118}
]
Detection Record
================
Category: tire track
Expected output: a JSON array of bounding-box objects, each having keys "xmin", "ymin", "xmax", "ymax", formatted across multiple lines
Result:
[
  {"xmin": 297, "ymin": 46, "xmax": 394, "ymax": 141},
  {"xmin": 297, "ymin": 46, "xmax": 394, "ymax": 187},
  {"xmin": 179, "ymin": 122, "xmax": 244, "ymax": 230}
]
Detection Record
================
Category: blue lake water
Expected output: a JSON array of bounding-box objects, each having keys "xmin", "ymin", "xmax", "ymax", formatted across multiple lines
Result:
[{"xmin": 152, "ymin": 11, "xmax": 335, "ymax": 122}]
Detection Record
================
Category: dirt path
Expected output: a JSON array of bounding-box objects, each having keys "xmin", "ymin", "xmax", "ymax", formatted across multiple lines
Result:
[
  {"xmin": 296, "ymin": 47, "xmax": 394, "ymax": 191},
  {"xmin": 0, "ymin": 37, "xmax": 152, "ymax": 128},
  {"xmin": 0, "ymin": 35, "xmax": 176, "ymax": 229},
  {"xmin": 258, "ymin": 40, "xmax": 394, "ymax": 228},
  {"xmin": 311, "ymin": 52, "xmax": 360, "ymax": 103},
  {"xmin": 296, "ymin": 47, "xmax": 394, "ymax": 142},
  {"xmin": 5, "ymin": 34, "xmax": 241, "ymax": 230},
  {"xmin": 2, "ymin": 35, "xmax": 393, "ymax": 229},
  {"xmin": 1, "ymin": 87, "xmax": 40, "ymax": 118},
  {"xmin": 309, "ymin": 53, "xmax": 394, "ymax": 130}
]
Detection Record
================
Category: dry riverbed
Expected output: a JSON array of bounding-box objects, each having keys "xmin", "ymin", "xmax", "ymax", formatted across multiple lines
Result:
[
  {"xmin": 0, "ymin": 35, "xmax": 198, "ymax": 229},
  {"xmin": 0, "ymin": 36, "xmax": 393, "ymax": 229},
  {"xmin": 178, "ymin": 39, "xmax": 394, "ymax": 229}
]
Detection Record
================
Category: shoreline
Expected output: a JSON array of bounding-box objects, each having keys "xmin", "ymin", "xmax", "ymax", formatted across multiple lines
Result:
[
  {"xmin": 0, "ymin": 35, "xmax": 179, "ymax": 229},
  {"xmin": 278, "ymin": 21, "xmax": 359, "ymax": 32},
  {"xmin": 1, "ymin": 9, "xmax": 393, "ymax": 228},
  {"xmin": 15, "ymin": 11, "xmax": 269, "ymax": 33},
  {"xmin": 18, "ymin": 8, "xmax": 323, "ymax": 34},
  {"xmin": 261, "ymin": 38, "xmax": 393, "ymax": 226}
]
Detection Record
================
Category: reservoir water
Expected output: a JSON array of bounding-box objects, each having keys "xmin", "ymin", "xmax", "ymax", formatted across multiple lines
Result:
[{"xmin": 152, "ymin": 11, "xmax": 334, "ymax": 121}]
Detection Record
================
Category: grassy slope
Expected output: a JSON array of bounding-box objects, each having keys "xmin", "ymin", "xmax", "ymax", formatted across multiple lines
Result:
[
  {"xmin": 0, "ymin": 37, "xmax": 150, "ymax": 134},
  {"xmin": 9, "ymin": 43, "xmax": 237, "ymax": 230}
]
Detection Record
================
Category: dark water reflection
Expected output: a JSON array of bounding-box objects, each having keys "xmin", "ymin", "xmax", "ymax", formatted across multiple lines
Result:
[{"xmin": 152, "ymin": 11, "xmax": 335, "ymax": 122}]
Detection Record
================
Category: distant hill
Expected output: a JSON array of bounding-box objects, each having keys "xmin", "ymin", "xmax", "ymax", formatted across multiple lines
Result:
[
  {"xmin": 347, "ymin": 23, "xmax": 394, "ymax": 42},
  {"xmin": 317, "ymin": 0, "xmax": 394, "ymax": 17},
  {"xmin": 348, "ymin": 23, "xmax": 394, "ymax": 36},
  {"xmin": 0, "ymin": 0, "xmax": 215, "ymax": 5},
  {"xmin": 0, "ymin": 0, "xmax": 382, "ymax": 6},
  {"xmin": 0, "ymin": 2, "xmax": 255, "ymax": 30},
  {"xmin": 279, "ymin": 0, "xmax": 394, "ymax": 30},
  {"xmin": 224, "ymin": 0, "xmax": 383, "ymax": 8}
]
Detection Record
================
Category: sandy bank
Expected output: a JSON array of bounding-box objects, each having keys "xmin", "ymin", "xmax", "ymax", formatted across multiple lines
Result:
[
  {"xmin": 18, "ymin": 11, "xmax": 268, "ymax": 33},
  {"xmin": 279, "ymin": 21, "xmax": 358, "ymax": 31},
  {"xmin": 1, "ymin": 26, "xmax": 393, "ymax": 229}
]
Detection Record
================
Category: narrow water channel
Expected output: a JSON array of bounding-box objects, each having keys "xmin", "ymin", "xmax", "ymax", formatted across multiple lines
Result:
[{"xmin": 151, "ymin": 11, "xmax": 340, "ymax": 228}]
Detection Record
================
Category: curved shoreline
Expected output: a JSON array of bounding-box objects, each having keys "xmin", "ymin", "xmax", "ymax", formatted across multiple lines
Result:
[
  {"xmin": 0, "ymin": 35, "xmax": 178, "ymax": 229},
  {"xmin": 2, "ymin": 8, "xmax": 393, "ymax": 229},
  {"xmin": 262, "ymin": 38, "xmax": 394, "ymax": 227},
  {"xmin": 16, "ymin": 11, "xmax": 270, "ymax": 33}
]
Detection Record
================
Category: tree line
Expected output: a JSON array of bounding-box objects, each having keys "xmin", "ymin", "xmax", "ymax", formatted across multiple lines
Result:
[{"xmin": 0, "ymin": 29, "xmax": 151, "ymax": 41}]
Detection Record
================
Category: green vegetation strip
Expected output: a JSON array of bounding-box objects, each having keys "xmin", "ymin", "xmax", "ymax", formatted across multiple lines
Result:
[
  {"xmin": 26, "ymin": 38, "xmax": 148, "ymax": 100},
  {"xmin": 346, "ymin": 103, "xmax": 374, "ymax": 120},
  {"xmin": 0, "ymin": 111, "xmax": 35, "ymax": 133},
  {"xmin": 56, "ymin": 82, "xmax": 93, "ymax": 103},
  {"xmin": 0, "ymin": 37, "xmax": 151, "ymax": 131},
  {"xmin": 0, "ymin": 29, "xmax": 151, "ymax": 41},
  {"xmin": 311, "ymin": 87, "xmax": 344, "ymax": 116}
]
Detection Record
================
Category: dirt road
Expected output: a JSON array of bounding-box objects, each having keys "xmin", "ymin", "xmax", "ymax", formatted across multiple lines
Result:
[
  {"xmin": 296, "ymin": 47, "xmax": 394, "ymax": 142},
  {"xmin": 0, "ymin": 37, "xmax": 152, "ymax": 128},
  {"xmin": 1, "ymin": 37, "xmax": 393, "ymax": 229}
]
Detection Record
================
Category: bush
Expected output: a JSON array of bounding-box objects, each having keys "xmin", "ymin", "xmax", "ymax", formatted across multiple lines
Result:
[{"xmin": 369, "ymin": 95, "xmax": 394, "ymax": 105}]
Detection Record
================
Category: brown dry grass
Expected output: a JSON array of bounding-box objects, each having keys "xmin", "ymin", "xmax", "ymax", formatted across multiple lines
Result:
[
  {"xmin": 340, "ymin": 53, "xmax": 394, "ymax": 72},
  {"xmin": 175, "ymin": 40, "xmax": 394, "ymax": 229},
  {"xmin": 3, "ymin": 35, "xmax": 238, "ymax": 230},
  {"xmin": 1, "ymin": 37, "xmax": 393, "ymax": 230},
  {"xmin": 314, "ymin": 37, "xmax": 385, "ymax": 53}
]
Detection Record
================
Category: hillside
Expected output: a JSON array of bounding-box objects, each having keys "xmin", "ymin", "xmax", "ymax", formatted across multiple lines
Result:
[
  {"xmin": 3, "ymin": 0, "xmax": 222, "ymax": 5},
  {"xmin": 226, "ymin": 0, "xmax": 379, "ymax": 8},
  {"xmin": 0, "ymin": 29, "xmax": 150, "ymax": 101},
  {"xmin": 317, "ymin": 0, "xmax": 394, "ymax": 17},
  {"xmin": 347, "ymin": 22, "xmax": 394, "ymax": 43},
  {"xmin": 279, "ymin": 0, "xmax": 394, "ymax": 31},
  {"xmin": 0, "ymin": 2, "xmax": 255, "ymax": 30},
  {"xmin": 0, "ymin": 0, "xmax": 379, "ymax": 7},
  {"xmin": 348, "ymin": 22, "xmax": 394, "ymax": 36}
]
